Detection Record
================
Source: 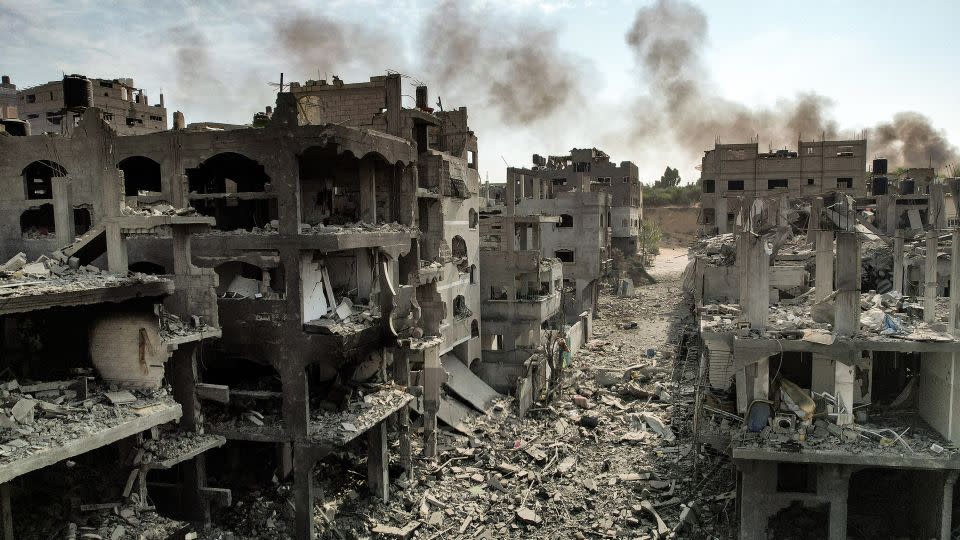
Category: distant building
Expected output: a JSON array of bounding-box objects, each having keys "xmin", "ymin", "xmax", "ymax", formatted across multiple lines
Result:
[
  {"xmin": 699, "ymin": 139, "xmax": 868, "ymax": 235},
  {"xmin": 524, "ymin": 148, "xmax": 642, "ymax": 254},
  {"xmin": 17, "ymin": 76, "xmax": 167, "ymax": 135}
]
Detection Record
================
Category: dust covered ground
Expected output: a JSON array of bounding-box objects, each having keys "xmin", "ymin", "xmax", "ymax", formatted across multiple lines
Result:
[{"xmin": 207, "ymin": 248, "xmax": 737, "ymax": 539}]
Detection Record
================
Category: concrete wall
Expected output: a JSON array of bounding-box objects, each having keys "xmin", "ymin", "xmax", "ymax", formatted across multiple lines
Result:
[
  {"xmin": 920, "ymin": 351, "xmax": 959, "ymax": 444},
  {"xmin": 643, "ymin": 206, "xmax": 699, "ymax": 242}
]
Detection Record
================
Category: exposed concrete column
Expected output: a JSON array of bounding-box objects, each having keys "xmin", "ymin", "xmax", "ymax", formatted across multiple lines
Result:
[
  {"xmin": 931, "ymin": 183, "xmax": 946, "ymax": 229},
  {"xmin": 815, "ymin": 230, "xmax": 834, "ymax": 301},
  {"xmin": 941, "ymin": 470, "xmax": 959, "ymax": 540},
  {"xmin": 51, "ymin": 177, "xmax": 75, "ymax": 249},
  {"xmin": 366, "ymin": 420, "xmax": 389, "ymax": 501},
  {"xmin": 281, "ymin": 367, "xmax": 310, "ymax": 439},
  {"xmin": 894, "ymin": 229, "xmax": 905, "ymax": 294},
  {"xmin": 738, "ymin": 233, "xmax": 769, "ymax": 331},
  {"xmin": 716, "ymin": 196, "xmax": 728, "ymax": 235},
  {"xmin": 105, "ymin": 221, "xmax": 128, "ymax": 273},
  {"xmin": 358, "ymin": 159, "xmax": 376, "ymax": 224},
  {"xmin": 886, "ymin": 196, "xmax": 899, "ymax": 236},
  {"xmin": 391, "ymin": 347, "xmax": 412, "ymax": 478},
  {"xmin": 950, "ymin": 228, "xmax": 960, "ymax": 337},
  {"xmin": 384, "ymin": 74, "xmax": 402, "ymax": 137},
  {"xmin": 807, "ymin": 197, "xmax": 824, "ymax": 243},
  {"xmin": 834, "ymin": 353, "xmax": 856, "ymax": 423},
  {"xmin": 824, "ymin": 465, "xmax": 850, "ymax": 540},
  {"xmin": 834, "ymin": 232, "xmax": 860, "ymax": 336},
  {"xmin": 422, "ymin": 343, "xmax": 441, "ymax": 458},
  {"xmin": 531, "ymin": 223, "xmax": 541, "ymax": 250},
  {"xmin": 925, "ymin": 230, "xmax": 939, "ymax": 323},
  {"xmin": 293, "ymin": 445, "xmax": 316, "ymax": 540}
]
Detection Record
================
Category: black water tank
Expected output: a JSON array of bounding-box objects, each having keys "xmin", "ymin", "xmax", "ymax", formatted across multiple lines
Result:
[
  {"xmin": 0, "ymin": 119, "xmax": 29, "ymax": 136},
  {"xmin": 901, "ymin": 179, "xmax": 915, "ymax": 195},
  {"xmin": 62, "ymin": 75, "xmax": 93, "ymax": 109},
  {"xmin": 416, "ymin": 85, "xmax": 428, "ymax": 109},
  {"xmin": 872, "ymin": 176, "xmax": 888, "ymax": 195},
  {"xmin": 873, "ymin": 158, "xmax": 888, "ymax": 174}
]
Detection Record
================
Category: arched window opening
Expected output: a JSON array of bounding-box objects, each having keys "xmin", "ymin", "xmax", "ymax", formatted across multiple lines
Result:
[
  {"xmin": 451, "ymin": 235, "xmax": 468, "ymax": 272},
  {"xmin": 471, "ymin": 319, "xmax": 479, "ymax": 337},
  {"xmin": 22, "ymin": 160, "xmax": 66, "ymax": 200},
  {"xmin": 468, "ymin": 208, "xmax": 478, "ymax": 229},
  {"xmin": 454, "ymin": 295, "xmax": 471, "ymax": 320},
  {"xmin": 187, "ymin": 153, "xmax": 276, "ymax": 231},
  {"xmin": 469, "ymin": 264, "xmax": 477, "ymax": 284},
  {"xmin": 557, "ymin": 214, "xmax": 573, "ymax": 228},
  {"xmin": 118, "ymin": 156, "xmax": 162, "ymax": 196}
]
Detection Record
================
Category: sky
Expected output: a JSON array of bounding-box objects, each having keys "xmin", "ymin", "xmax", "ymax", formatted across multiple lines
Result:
[{"xmin": 1, "ymin": 0, "xmax": 958, "ymax": 185}]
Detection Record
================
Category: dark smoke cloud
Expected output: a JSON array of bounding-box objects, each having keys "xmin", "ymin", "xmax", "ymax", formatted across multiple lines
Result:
[
  {"xmin": 272, "ymin": 10, "xmax": 394, "ymax": 73},
  {"xmin": 420, "ymin": 1, "xmax": 581, "ymax": 124},
  {"xmin": 625, "ymin": 0, "xmax": 953, "ymax": 169},
  {"xmin": 872, "ymin": 111, "xmax": 958, "ymax": 167}
]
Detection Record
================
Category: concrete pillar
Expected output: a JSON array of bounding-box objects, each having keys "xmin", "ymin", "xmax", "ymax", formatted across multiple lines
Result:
[
  {"xmin": 807, "ymin": 197, "xmax": 823, "ymax": 243},
  {"xmin": 941, "ymin": 470, "xmax": 959, "ymax": 540},
  {"xmin": 931, "ymin": 183, "xmax": 946, "ymax": 229},
  {"xmin": 366, "ymin": 420, "xmax": 389, "ymax": 501},
  {"xmin": 531, "ymin": 222, "xmax": 541, "ymax": 250},
  {"xmin": 815, "ymin": 230, "xmax": 834, "ymax": 301},
  {"xmin": 105, "ymin": 221, "xmax": 128, "ymax": 273},
  {"xmin": 391, "ymin": 348, "xmax": 412, "ymax": 478},
  {"xmin": 293, "ymin": 446, "xmax": 316, "ymax": 540},
  {"xmin": 824, "ymin": 465, "xmax": 849, "ymax": 540},
  {"xmin": 738, "ymin": 233, "xmax": 770, "ymax": 331},
  {"xmin": 950, "ymin": 229, "xmax": 960, "ymax": 337},
  {"xmin": 358, "ymin": 159, "xmax": 376, "ymax": 224},
  {"xmin": 894, "ymin": 229, "xmax": 905, "ymax": 294},
  {"xmin": 925, "ymin": 230, "xmax": 939, "ymax": 323},
  {"xmin": 52, "ymin": 178, "xmax": 75, "ymax": 249},
  {"xmin": 281, "ymin": 367, "xmax": 310, "ymax": 439},
  {"xmin": 834, "ymin": 354, "xmax": 856, "ymax": 421},
  {"xmin": 748, "ymin": 357, "xmax": 769, "ymax": 403},
  {"xmin": 886, "ymin": 195, "xmax": 899, "ymax": 235},
  {"xmin": 422, "ymin": 344, "xmax": 441, "ymax": 458},
  {"xmin": 834, "ymin": 232, "xmax": 860, "ymax": 336},
  {"xmin": 384, "ymin": 74, "xmax": 402, "ymax": 137},
  {"xmin": 716, "ymin": 196, "xmax": 728, "ymax": 235}
]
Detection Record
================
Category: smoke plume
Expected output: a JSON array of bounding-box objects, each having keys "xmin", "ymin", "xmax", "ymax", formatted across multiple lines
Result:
[
  {"xmin": 420, "ymin": 1, "xmax": 580, "ymax": 124},
  {"xmin": 272, "ymin": 10, "xmax": 394, "ymax": 73},
  {"xmin": 625, "ymin": 0, "xmax": 953, "ymax": 169}
]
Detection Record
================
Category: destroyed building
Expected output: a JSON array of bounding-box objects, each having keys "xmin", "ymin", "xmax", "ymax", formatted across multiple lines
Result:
[
  {"xmin": 503, "ymin": 160, "xmax": 613, "ymax": 323},
  {"xmin": 515, "ymin": 148, "xmax": 642, "ymax": 254},
  {"xmin": 699, "ymin": 139, "xmax": 868, "ymax": 235},
  {"xmin": 686, "ymin": 185, "xmax": 960, "ymax": 539},
  {"xmin": 16, "ymin": 75, "xmax": 167, "ymax": 136},
  {"xmin": 0, "ymin": 71, "xmax": 504, "ymax": 537},
  {"xmin": 476, "ymin": 211, "xmax": 567, "ymax": 412}
]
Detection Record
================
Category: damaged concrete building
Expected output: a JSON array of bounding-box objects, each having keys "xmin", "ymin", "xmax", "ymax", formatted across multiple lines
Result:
[
  {"xmin": 503, "ymin": 157, "xmax": 614, "ymax": 323},
  {"xmin": 699, "ymin": 139, "xmax": 868, "ymax": 235},
  {"xmin": 687, "ymin": 183, "xmax": 960, "ymax": 538},
  {"xmin": 15, "ymin": 74, "xmax": 168, "ymax": 136},
  {"xmin": 0, "ymin": 71, "xmax": 502, "ymax": 537}
]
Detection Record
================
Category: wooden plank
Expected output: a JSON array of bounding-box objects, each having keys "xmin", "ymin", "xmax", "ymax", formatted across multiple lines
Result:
[
  {"xmin": 195, "ymin": 383, "xmax": 229, "ymax": 404},
  {"xmin": 0, "ymin": 403, "xmax": 181, "ymax": 484},
  {"xmin": 229, "ymin": 389, "xmax": 282, "ymax": 400}
]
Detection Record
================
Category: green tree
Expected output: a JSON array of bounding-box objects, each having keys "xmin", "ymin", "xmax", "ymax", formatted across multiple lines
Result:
[{"xmin": 656, "ymin": 166, "xmax": 681, "ymax": 188}]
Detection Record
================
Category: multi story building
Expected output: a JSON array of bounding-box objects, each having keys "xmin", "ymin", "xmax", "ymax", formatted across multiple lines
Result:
[
  {"xmin": 505, "ymin": 165, "xmax": 612, "ymax": 323},
  {"xmin": 0, "ymin": 72, "xmax": 483, "ymax": 538},
  {"xmin": 686, "ymin": 193, "xmax": 960, "ymax": 539},
  {"xmin": 699, "ymin": 139, "xmax": 867, "ymax": 235},
  {"xmin": 17, "ymin": 75, "xmax": 167, "ymax": 135}
]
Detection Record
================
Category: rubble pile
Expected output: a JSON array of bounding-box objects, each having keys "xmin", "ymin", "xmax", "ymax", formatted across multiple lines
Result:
[
  {"xmin": 689, "ymin": 234, "xmax": 736, "ymax": 265},
  {"xmin": 0, "ymin": 379, "xmax": 174, "ymax": 462},
  {"xmin": 307, "ymin": 298, "xmax": 381, "ymax": 336},
  {"xmin": 142, "ymin": 429, "xmax": 223, "ymax": 467},
  {"xmin": 299, "ymin": 222, "xmax": 420, "ymax": 235},
  {"xmin": 310, "ymin": 384, "xmax": 412, "ymax": 444},
  {"xmin": 159, "ymin": 309, "xmax": 215, "ymax": 340},
  {"xmin": 0, "ymin": 252, "xmax": 164, "ymax": 298},
  {"xmin": 700, "ymin": 290, "xmax": 956, "ymax": 342},
  {"xmin": 737, "ymin": 410, "xmax": 955, "ymax": 458},
  {"xmin": 121, "ymin": 202, "xmax": 199, "ymax": 217}
]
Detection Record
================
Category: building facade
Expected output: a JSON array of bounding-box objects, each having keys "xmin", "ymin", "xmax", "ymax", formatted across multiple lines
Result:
[
  {"xmin": 17, "ymin": 76, "xmax": 167, "ymax": 135},
  {"xmin": 699, "ymin": 139, "xmax": 867, "ymax": 235}
]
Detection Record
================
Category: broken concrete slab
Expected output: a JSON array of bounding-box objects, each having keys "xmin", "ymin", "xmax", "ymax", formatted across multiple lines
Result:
[{"xmin": 440, "ymin": 354, "xmax": 502, "ymax": 413}]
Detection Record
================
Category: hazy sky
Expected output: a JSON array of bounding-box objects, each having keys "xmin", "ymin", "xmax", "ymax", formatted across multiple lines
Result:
[{"xmin": 2, "ymin": 0, "xmax": 957, "ymax": 184}]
